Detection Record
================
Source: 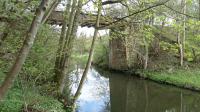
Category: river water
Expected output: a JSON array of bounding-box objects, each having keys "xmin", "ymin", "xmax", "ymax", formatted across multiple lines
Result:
[{"xmin": 71, "ymin": 68, "xmax": 200, "ymax": 112}]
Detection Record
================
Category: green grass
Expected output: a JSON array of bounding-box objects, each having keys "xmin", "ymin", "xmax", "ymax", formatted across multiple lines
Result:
[
  {"xmin": 0, "ymin": 87, "xmax": 66, "ymax": 112},
  {"xmin": 0, "ymin": 69, "xmax": 66, "ymax": 112},
  {"xmin": 136, "ymin": 69, "xmax": 200, "ymax": 91}
]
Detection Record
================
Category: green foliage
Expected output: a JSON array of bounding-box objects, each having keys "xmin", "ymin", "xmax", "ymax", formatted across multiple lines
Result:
[
  {"xmin": 0, "ymin": 88, "xmax": 23, "ymax": 112},
  {"xmin": 93, "ymin": 36, "xmax": 109, "ymax": 67},
  {"xmin": 25, "ymin": 93, "xmax": 65, "ymax": 112},
  {"xmin": 142, "ymin": 26, "xmax": 155, "ymax": 43},
  {"xmin": 21, "ymin": 25, "xmax": 59, "ymax": 85},
  {"xmin": 72, "ymin": 34, "xmax": 92, "ymax": 68},
  {"xmin": 72, "ymin": 53, "xmax": 88, "ymax": 65},
  {"xmin": 0, "ymin": 87, "xmax": 65, "ymax": 112},
  {"xmin": 1, "ymin": 0, "xmax": 200, "ymax": 111},
  {"xmin": 2, "ymin": 56, "xmax": 66, "ymax": 112},
  {"xmin": 0, "ymin": 14, "xmax": 63, "ymax": 112}
]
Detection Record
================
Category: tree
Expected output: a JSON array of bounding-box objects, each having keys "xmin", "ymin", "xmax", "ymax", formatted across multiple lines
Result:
[
  {"xmin": 0, "ymin": 0, "xmax": 49, "ymax": 100},
  {"xmin": 73, "ymin": 0, "xmax": 102, "ymax": 102},
  {"xmin": 54, "ymin": 0, "xmax": 72, "ymax": 78},
  {"xmin": 41, "ymin": 0, "xmax": 60, "ymax": 24},
  {"xmin": 54, "ymin": 0, "xmax": 77, "ymax": 96},
  {"xmin": 58, "ymin": 0, "xmax": 84, "ymax": 101},
  {"xmin": 181, "ymin": 0, "xmax": 187, "ymax": 66}
]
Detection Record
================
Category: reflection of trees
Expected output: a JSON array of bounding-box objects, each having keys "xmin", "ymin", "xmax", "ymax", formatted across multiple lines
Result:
[
  {"xmin": 92, "ymin": 68, "xmax": 111, "ymax": 112},
  {"xmin": 69, "ymin": 67, "xmax": 110, "ymax": 112},
  {"xmin": 91, "ymin": 68, "xmax": 110, "ymax": 110},
  {"xmin": 92, "ymin": 69, "xmax": 110, "ymax": 98},
  {"xmin": 106, "ymin": 71, "xmax": 200, "ymax": 112},
  {"xmin": 101, "ymin": 101, "xmax": 110, "ymax": 112},
  {"xmin": 71, "ymin": 67, "xmax": 200, "ymax": 112}
]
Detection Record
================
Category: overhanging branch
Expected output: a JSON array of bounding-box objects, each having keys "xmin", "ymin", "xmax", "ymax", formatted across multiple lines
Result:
[
  {"xmin": 164, "ymin": 4, "xmax": 199, "ymax": 19},
  {"xmin": 98, "ymin": 0, "xmax": 171, "ymax": 29},
  {"xmin": 102, "ymin": 0, "xmax": 122, "ymax": 5}
]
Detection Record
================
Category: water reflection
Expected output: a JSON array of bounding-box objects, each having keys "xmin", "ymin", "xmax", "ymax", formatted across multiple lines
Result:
[
  {"xmin": 72, "ymin": 68, "xmax": 200, "ymax": 112},
  {"xmin": 71, "ymin": 68, "xmax": 110, "ymax": 112}
]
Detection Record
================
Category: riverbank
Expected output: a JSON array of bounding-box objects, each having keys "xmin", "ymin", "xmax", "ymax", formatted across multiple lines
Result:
[
  {"xmin": 95, "ymin": 63, "xmax": 200, "ymax": 92},
  {"xmin": 0, "ymin": 70, "xmax": 66, "ymax": 112},
  {"xmin": 94, "ymin": 49, "xmax": 200, "ymax": 92},
  {"xmin": 135, "ymin": 69, "xmax": 200, "ymax": 92}
]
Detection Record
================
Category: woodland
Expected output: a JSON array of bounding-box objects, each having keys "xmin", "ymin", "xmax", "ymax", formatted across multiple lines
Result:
[{"xmin": 0, "ymin": 0, "xmax": 200, "ymax": 111}]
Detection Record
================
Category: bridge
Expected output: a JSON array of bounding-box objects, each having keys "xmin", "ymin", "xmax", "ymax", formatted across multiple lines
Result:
[
  {"xmin": 48, "ymin": 11, "xmax": 127, "ymax": 28},
  {"xmin": 48, "ymin": 11, "xmax": 134, "ymax": 70},
  {"xmin": 48, "ymin": 10, "xmax": 175, "ymax": 71}
]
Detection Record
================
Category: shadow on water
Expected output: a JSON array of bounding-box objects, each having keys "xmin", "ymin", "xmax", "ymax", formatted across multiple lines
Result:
[{"xmin": 72, "ymin": 67, "xmax": 200, "ymax": 112}]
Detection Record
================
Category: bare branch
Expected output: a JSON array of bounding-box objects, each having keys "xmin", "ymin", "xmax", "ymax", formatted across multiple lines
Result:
[
  {"xmin": 102, "ymin": 0, "xmax": 122, "ymax": 5},
  {"xmin": 164, "ymin": 4, "xmax": 199, "ymax": 19},
  {"xmin": 98, "ymin": 0, "xmax": 171, "ymax": 29}
]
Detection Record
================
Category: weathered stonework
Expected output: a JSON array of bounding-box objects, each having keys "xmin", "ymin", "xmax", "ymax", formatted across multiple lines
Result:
[
  {"xmin": 109, "ymin": 24, "xmax": 142, "ymax": 70},
  {"xmin": 109, "ymin": 36, "xmax": 129, "ymax": 70}
]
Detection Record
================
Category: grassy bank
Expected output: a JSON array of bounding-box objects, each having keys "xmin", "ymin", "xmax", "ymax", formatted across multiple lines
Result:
[
  {"xmin": 0, "ymin": 69, "xmax": 66, "ymax": 112},
  {"xmin": 135, "ymin": 69, "xmax": 200, "ymax": 91}
]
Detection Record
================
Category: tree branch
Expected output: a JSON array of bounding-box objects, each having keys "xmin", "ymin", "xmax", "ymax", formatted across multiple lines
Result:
[
  {"xmin": 98, "ymin": 0, "xmax": 171, "ymax": 29},
  {"xmin": 164, "ymin": 4, "xmax": 199, "ymax": 19},
  {"xmin": 102, "ymin": 0, "xmax": 121, "ymax": 5}
]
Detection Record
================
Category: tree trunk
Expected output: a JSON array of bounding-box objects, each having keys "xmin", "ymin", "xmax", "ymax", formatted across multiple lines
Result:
[
  {"xmin": 199, "ymin": 0, "xmax": 200, "ymax": 20},
  {"xmin": 56, "ymin": 0, "xmax": 77, "ymax": 95},
  {"xmin": 54, "ymin": 0, "xmax": 72, "ymax": 80},
  {"xmin": 73, "ymin": 0, "xmax": 102, "ymax": 102},
  {"xmin": 143, "ymin": 37, "xmax": 148, "ymax": 70},
  {"xmin": 182, "ymin": 0, "xmax": 186, "ymax": 61},
  {"xmin": 58, "ymin": 0, "xmax": 83, "ymax": 99},
  {"xmin": 61, "ymin": 0, "xmax": 77, "ymax": 58},
  {"xmin": 41, "ymin": 0, "xmax": 60, "ymax": 24},
  {"xmin": 178, "ymin": 0, "xmax": 186, "ymax": 66},
  {"xmin": 0, "ymin": 0, "xmax": 49, "ymax": 100},
  {"xmin": 192, "ymin": 48, "xmax": 197, "ymax": 62},
  {"xmin": 56, "ymin": 0, "xmax": 77, "ymax": 75},
  {"xmin": 177, "ymin": 28, "xmax": 183, "ymax": 66}
]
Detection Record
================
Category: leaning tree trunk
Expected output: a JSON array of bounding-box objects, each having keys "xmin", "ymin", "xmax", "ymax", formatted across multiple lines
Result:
[
  {"xmin": 55, "ymin": 0, "xmax": 77, "ymax": 95},
  {"xmin": 0, "ymin": 0, "xmax": 49, "ymax": 100},
  {"xmin": 60, "ymin": 0, "xmax": 77, "ymax": 68},
  {"xmin": 41, "ymin": 0, "xmax": 60, "ymax": 24},
  {"xmin": 58, "ymin": 0, "xmax": 84, "ymax": 101},
  {"xmin": 56, "ymin": 0, "xmax": 77, "ymax": 76},
  {"xmin": 73, "ymin": 0, "xmax": 102, "ymax": 102},
  {"xmin": 54, "ymin": 0, "xmax": 72, "ymax": 79}
]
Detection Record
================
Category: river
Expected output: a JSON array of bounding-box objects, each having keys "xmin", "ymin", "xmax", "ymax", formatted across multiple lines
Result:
[{"xmin": 71, "ymin": 68, "xmax": 200, "ymax": 112}]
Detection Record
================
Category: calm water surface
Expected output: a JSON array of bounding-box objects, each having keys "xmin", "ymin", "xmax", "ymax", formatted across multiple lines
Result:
[{"xmin": 71, "ymin": 68, "xmax": 200, "ymax": 112}]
